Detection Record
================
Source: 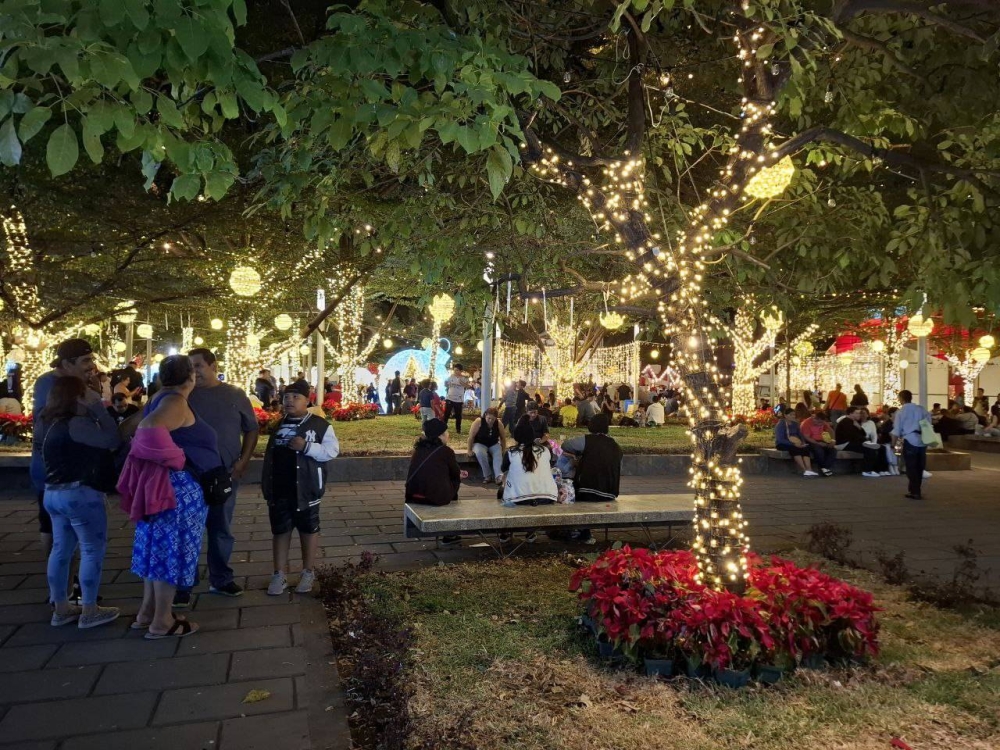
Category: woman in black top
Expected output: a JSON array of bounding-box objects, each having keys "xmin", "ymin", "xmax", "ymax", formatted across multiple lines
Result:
[
  {"xmin": 850, "ymin": 384, "xmax": 869, "ymax": 408},
  {"xmin": 467, "ymin": 408, "xmax": 507, "ymax": 484},
  {"xmin": 834, "ymin": 406, "xmax": 887, "ymax": 476}
]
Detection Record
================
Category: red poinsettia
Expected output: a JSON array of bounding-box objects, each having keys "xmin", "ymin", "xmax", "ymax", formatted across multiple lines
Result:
[
  {"xmin": 0, "ymin": 412, "xmax": 33, "ymax": 440},
  {"xmin": 326, "ymin": 402, "xmax": 378, "ymax": 422}
]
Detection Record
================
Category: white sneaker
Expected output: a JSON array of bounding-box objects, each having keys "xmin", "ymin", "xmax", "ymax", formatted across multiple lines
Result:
[
  {"xmin": 803, "ymin": 471, "xmax": 818, "ymax": 477},
  {"xmin": 862, "ymin": 471, "xmax": 881, "ymax": 477},
  {"xmin": 294, "ymin": 569, "xmax": 315, "ymax": 594},
  {"xmin": 923, "ymin": 470, "xmax": 932, "ymax": 479},
  {"xmin": 820, "ymin": 469, "xmax": 834, "ymax": 476},
  {"xmin": 879, "ymin": 471, "xmax": 891, "ymax": 476},
  {"xmin": 267, "ymin": 572, "xmax": 288, "ymax": 596}
]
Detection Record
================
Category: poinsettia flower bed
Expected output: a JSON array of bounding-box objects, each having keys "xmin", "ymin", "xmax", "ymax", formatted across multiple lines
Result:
[
  {"xmin": 327, "ymin": 402, "xmax": 379, "ymax": 422},
  {"xmin": 731, "ymin": 411, "xmax": 779, "ymax": 431},
  {"xmin": 252, "ymin": 408, "xmax": 284, "ymax": 435},
  {"xmin": 570, "ymin": 546, "xmax": 879, "ymax": 678},
  {"xmin": 0, "ymin": 412, "xmax": 33, "ymax": 440}
]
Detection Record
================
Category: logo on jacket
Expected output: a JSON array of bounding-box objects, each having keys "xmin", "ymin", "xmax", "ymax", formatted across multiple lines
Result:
[{"xmin": 305, "ymin": 429, "xmax": 317, "ymax": 443}]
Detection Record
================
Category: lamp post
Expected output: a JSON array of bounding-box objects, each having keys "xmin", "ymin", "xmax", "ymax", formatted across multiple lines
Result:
[
  {"xmin": 907, "ymin": 313, "xmax": 934, "ymax": 409},
  {"xmin": 481, "ymin": 258, "xmax": 496, "ymax": 410}
]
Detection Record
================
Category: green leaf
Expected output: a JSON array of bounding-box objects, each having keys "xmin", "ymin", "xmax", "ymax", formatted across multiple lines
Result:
[
  {"xmin": 82, "ymin": 117, "xmax": 104, "ymax": 163},
  {"xmin": 455, "ymin": 126, "xmax": 479, "ymax": 154},
  {"xmin": 124, "ymin": 0, "xmax": 150, "ymax": 29},
  {"xmin": 131, "ymin": 88, "xmax": 153, "ymax": 115},
  {"xmin": 140, "ymin": 150, "xmax": 160, "ymax": 190},
  {"xmin": 99, "ymin": 0, "xmax": 126, "ymax": 27},
  {"xmin": 156, "ymin": 95, "xmax": 184, "ymax": 128},
  {"xmin": 218, "ymin": 91, "xmax": 239, "ymax": 119},
  {"xmin": 18, "ymin": 106, "xmax": 51, "ymax": 143},
  {"xmin": 46, "ymin": 123, "xmax": 79, "ymax": 176},
  {"xmin": 535, "ymin": 80, "xmax": 561, "ymax": 101},
  {"xmin": 385, "ymin": 141, "xmax": 400, "ymax": 173},
  {"xmin": 756, "ymin": 43, "xmax": 774, "ymax": 60},
  {"xmin": 170, "ymin": 173, "xmax": 201, "ymax": 201},
  {"xmin": 231, "ymin": 0, "xmax": 247, "ymax": 25},
  {"xmin": 175, "ymin": 17, "xmax": 209, "ymax": 62},
  {"xmin": 0, "ymin": 119, "xmax": 22, "ymax": 167},
  {"xmin": 204, "ymin": 170, "xmax": 235, "ymax": 200},
  {"xmin": 486, "ymin": 144, "xmax": 512, "ymax": 198}
]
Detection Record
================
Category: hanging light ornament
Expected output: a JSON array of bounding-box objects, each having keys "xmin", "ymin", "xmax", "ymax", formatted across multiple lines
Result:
[
  {"xmin": 476, "ymin": 340, "xmax": 484, "ymax": 352},
  {"xmin": 971, "ymin": 347, "xmax": 992, "ymax": 364},
  {"xmin": 383, "ymin": 338, "xmax": 393, "ymax": 349},
  {"xmin": 979, "ymin": 334, "xmax": 995, "ymax": 349},
  {"xmin": 229, "ymin": 266, "xmax": 262, "ymax": 297},
  {"xmin": 194, "ymin": 336, "xmax": 204, "ymax": 346},
  {"xmin": 428, "ymin": 293, "xmax": 456, "ymax": 324},
  {"xmin": 113, "ymin": 341, "xmax": 127, "ymax": 353},
  {"xmin": 793, "ymin": 340, "xmax": 814, "ymax": 358},
  {"xmin": 299, "ymin": 344, "xmax": 310, "ymax": 355},
  {"xmin": 650, "ymin": 349, "xmax": 660, "ymax": 360},
  {"xmin": 116, "ymin": 302, "xmax": 137, "ymax": 324},
  {"xmin": 82, "ymin": 323, "xmax": 101, "ymax": 336},
  {"xmin": 274, "ymin": 314, "xmax": 293, "ymax": 331},
  {"xmin": 600, "ymin": 311, "xmax": 626, "ymax": 330},
  {"xmin": 760, "ymin": 306, "xmax": 784, "ymax": 333},
  {"xmin": 870, "ymin": 340, "xmax": 886, "ymax": 353},
  {"xmin": 906, "ymin": 313, "xmax": 934, "ymax": 338},
  {"xmin": 899, "ymin": 359, "xmax": 909, "ymax": 370},
  {"xmin": 742, "ymin": 156, "xmax": 795, "ymax": 200},
  {"xmin": 136, "ymin": 323, "xmax": 153, "ymax": 339},
  {"xmin": 210, "ymin": 318, "xmax": 224, "ymax": 330}
]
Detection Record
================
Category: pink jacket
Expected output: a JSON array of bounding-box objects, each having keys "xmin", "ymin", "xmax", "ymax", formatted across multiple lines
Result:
[{"xmin": 118, "ymin": 427, "xmax": 186, "ymax": 522}]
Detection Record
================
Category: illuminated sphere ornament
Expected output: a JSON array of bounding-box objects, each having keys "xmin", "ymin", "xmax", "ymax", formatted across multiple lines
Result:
[
  {"xmin": 83, "ymin": 323, "xmax": 101, "ymax": 336},
  {"xmin": 972, "ymin": 347, "xmax": 992, "ymax": 364},
  {"xmin": 899, "ymin": 359, "xmax": 909, "ymax": 370},
  {"xmin": 743, "ymin": 156, "xmax": 795, "ymax": 200},
  {"xmin": 299, "ymin": 344, "xmax": 310, "ymax": 355},
  {"xmin": 116, "ymin": 302, "xmax": 137, "ymax": 324},
  {"xmin": 476, "ymin": 340, "xmax": 484, "ymax": 352},
  {"xmin": 599, "ymin": 311, "xmax": 626, "ymax": 330},
  {"xmin": 793, "ymin": 340, "xmax": 814, "ymax": 358},
  {"xmin": 274, "ymin": 314, "xmax": 293, "ymax": 331},
  {"xmin": 210, "ymin": 318, "xmax": 224, "ymax": 331},
  {"xmin": 229, "ymin": 266, "xmax": 262, "ymax": 297},
  {"xmin": 136, "ymin": 324, "xmax": 153, "ymax": 339},
  {"xmin": 650, "ymin": 349, "xmax": 660, "ymax": 360},
  {"xmin": 907, "ymin": 313, "xmax": 934, "ymax": 338},
  {"xmin": 870, "ymin": 340, "xmax": 886, "ymax": 353},
  {"xmin": 421, "ymin": 337, "xmax": 433, "ymax": 350},
  {"xmin": 194, "ymin": 336, "xmax": 204, "ymax": 346},
  {"xmin": 383, "ymin": 338, "xmax": 393, "ymax": 350},
  {"xmin": 979, "ymin": 334, "xmax": 995, "ymax": 349},
  {"xmin": 113, "ymin": 341, "xmax": 127, "ymax": 353},
  {"xmin": 153, "ymin": 353, "xmax": 164, "ymax": 364},
  {"xmin": 428, "ymin": 293, "xmax": 455, "ymax": 324},
  {"xmin": 454, "ymin": 346, "xmax": 464, "ymax": 355}
]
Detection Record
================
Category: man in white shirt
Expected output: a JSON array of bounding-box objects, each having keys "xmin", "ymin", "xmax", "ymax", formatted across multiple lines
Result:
[
  {"xmin": 443, "ymin": 363, "xmax": 470, "ymax": 434},
  {"xmin": 646, "ymin": 393, "xmax": 666, "ymax": 426}
]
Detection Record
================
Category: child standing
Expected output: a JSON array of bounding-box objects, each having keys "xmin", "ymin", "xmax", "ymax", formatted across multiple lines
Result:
[{"xmin": 263, "ymin": 380, "xmax": 339, "ymax": 595}]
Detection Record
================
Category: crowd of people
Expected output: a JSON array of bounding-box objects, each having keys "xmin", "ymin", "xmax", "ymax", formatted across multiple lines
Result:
[
  {"xmin": 26, "ymin": 337, "xmax": 340, "ymax": 638},
  {"xmin": 773, "ymin": 384, "xmax": 936, "ymax": 499}
]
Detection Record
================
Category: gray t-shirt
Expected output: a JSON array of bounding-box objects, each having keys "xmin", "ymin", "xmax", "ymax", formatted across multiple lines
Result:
[{"xmin": 187, "ymin": 383, "xmax": 257, "ymax": 470}]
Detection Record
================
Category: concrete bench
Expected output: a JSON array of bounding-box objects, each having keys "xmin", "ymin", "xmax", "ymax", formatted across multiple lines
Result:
[
  {"xmin": 403, "ymin": 493, "xmax": 695, "ymax": 547},
  {"xmin": 948, "ymin": 434, "xmax": 1000, "ymax": 454},
  {"xmin": 762, "ymin": 448, "xmax": 864, "ymax": 461}
]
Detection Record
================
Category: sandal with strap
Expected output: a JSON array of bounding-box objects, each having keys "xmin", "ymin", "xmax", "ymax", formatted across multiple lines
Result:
[
  {"xmin": 132, "ymin": 612, "xmax": 180, "ymax": 630},
  {"xmin": 144, "ymin": 617, "xmax": 199, "ymax": 640}
]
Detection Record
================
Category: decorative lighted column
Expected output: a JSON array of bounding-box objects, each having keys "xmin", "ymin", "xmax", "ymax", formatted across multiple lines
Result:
[
  {"xmin": 907, "ymin": 313, "xmax": 934, "ymax": 409},
  {"xmin": 427, "ymin": 293, "xmax": 455, "ymax": 379}
]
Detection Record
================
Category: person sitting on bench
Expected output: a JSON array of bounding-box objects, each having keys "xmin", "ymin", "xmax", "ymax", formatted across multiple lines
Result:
[
  {"xmin": 497, "ymin": 416, "xmax": 556, "ymax": 544},
  {"xmin": 405, "ymin": 418, "xmax": 467, "ymax": 546},
  {"xmin": 834, "ymin": 406, "xmax": 889, "ymax": 477},
  {"xmin": 800, "ymin": 409, "xmax": 836, "ymax": 476},
  {"xmin": 559, "ymin": 413, "xmax": 624, "ymax": 544},
  {"xmin": 774, "ymin": 409, "xmax": 817, "ymax": 477}
]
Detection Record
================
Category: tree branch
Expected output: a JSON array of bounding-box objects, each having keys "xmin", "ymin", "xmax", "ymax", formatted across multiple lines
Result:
[
  {"xmin": 838, "ymin": 29, "xmax": 927, "ymax": 82},
  {"xmin": 835, "ymin": 0, "xmax": 989, "ymax": 43}
]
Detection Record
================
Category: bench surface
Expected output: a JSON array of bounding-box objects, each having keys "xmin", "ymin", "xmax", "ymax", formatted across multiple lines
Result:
[
  {"xmin": 762, "ymin": 447, "xmax": 864, "ymax": 460},
  {"xmin": 404, "ymin": 493, "xmax": 695, "ymax": 535}
]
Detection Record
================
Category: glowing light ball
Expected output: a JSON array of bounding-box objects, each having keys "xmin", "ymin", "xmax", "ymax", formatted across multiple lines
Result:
[
  {"xmin": 899, "ymin": 359, "xmax": 909, "ymax": 370},
  {"xmin": 979, "ymin": 335, "xmax": 994, "ymax": 349},
  {"xmin": 383, "ymin": 338, "xmax": 393, "ymax": 349},
  {"xmin": 600, "ymin": 311, "xmax": 625, "ymax": 330},
  {"xmin": 907, "ymin": 314, "xmax": 933, "ymax": 338},
  {"xmin": 153, "ymin": 353, "xmax": 164, "ymax": 363},
  {"xmin": 650, "ymin": 349, "xmax": 660, "ymax": 360},
  {"xmin": 210, "ymin": 318, "xmax": 224, "ymax": 330},
  {"xmin": 476, "ymin": 340, "xmax": 484, "ymax": 352},
  {"xmin": 743, "ymin": 156, "xmax": 795, "ymax": 200},
  {"xmin": 454, "ymin": 345, "xmax": 464, "ymax": 355},
  {"xmin": 428, "ymin": 293, "xmax": 455, "ymax": 324},
  {"xmin": 274, "ymin": 314, "xmax": 293, "ymax": 331},
  {"xmin": 116, "ymin": 302, "xmax": 137, "ymax": 324},
  {"xmin": 299, "ymin": 344, "xmax": 310, "ymax": 355},
  {"xmin": 113, "ymin": 341, "xmax": 127, "ymax": 353},
  {"xmin": 971, "ymin": 347, "xmax": 992, "ymax": 364},
  {"xmin": 194, "ymin": 336, "xmax": 204, "ymax": 345},
  {"xmin": 136, "ymin": 324, "xmax": 153, "ymax": 339},
  {"xmin": 793, "ymin": 340, "xmax": 814, "ymax": 358},
  {"xmin": 229, "ymin": 266, "xmax": 262, "ymax": 297},
  {"xmin": 870, "ymin": 340, "xmax": 885, "ymax": 353},
  {"xmin": 83, "ymin": 323, "xmax": 101, "ymax": 336}
]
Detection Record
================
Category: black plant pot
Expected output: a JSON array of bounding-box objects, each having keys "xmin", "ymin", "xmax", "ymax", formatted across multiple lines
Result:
[
  {"xmin": 755, "ymin": 664, "xmax": 788, "ymax": 685},
  {"xmin": 683, "ymin": 657, "xmax": 711, "ymax": 680},
  {"xmin": 643, "ymin": 657, "xmax": 675, "ymax": 677},
  {"xmin": 714, "ymin": 667, "xmax": 752, "ymax": 689},
  {"xmin": 800, "ymin": 652, "xmax": 825, "ymax": 670}
]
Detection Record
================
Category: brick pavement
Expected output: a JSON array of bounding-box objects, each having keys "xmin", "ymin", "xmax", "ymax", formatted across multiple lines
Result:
[{"xmin": 1, "ymin": 459, "xmax": 999, "ymax": 749}]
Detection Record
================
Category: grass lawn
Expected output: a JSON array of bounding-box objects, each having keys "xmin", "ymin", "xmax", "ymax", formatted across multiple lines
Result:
[
  {"xmin": 357, "ymin": 554, "xmax": 1000, "ymax": 750},
  {"xmin": 257, "ymin": 415, "xmax": 775, "ymax": 457}
]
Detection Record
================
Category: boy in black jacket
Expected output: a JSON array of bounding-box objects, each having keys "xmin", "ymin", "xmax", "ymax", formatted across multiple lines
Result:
[{"xmin": 263, "ymin": 380, "xmax": 339, "ymax": 595}]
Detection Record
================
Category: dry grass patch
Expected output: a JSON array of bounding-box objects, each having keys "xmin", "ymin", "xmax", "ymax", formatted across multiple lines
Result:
[{"xmin": 355, "ymin": 555, "xmax": 1000, "ymax": 750}]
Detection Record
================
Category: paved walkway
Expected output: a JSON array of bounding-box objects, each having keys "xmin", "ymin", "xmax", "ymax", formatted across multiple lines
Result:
[{"xmin": 1, "ymin": 460, "xmax": 999, "ymax": 749}]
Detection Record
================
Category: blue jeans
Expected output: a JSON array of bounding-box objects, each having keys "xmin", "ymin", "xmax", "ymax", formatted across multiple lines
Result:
[
  {"xmin": 44, "ymin": 484, "xmax": 107, "ymax": 606},
  {"xmin": 471, "ymin": 443, "xmax": 502, "ymax": 479},
  {"xmin": 179, "ymin": 482, "xmax": 239, "ymax": 592}
]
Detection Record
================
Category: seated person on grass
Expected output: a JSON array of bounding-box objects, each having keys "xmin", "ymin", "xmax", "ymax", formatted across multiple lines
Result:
[
  {"xmin": 774, "ymin": 409, "xmax": 817, "ymax": 477},
  {"xmin": 646, "ymin": 393, "xmax": 665, "ymax": 426},
  {"xmin": 405, "ymin": 418, "xmax": 467, "ymax": 547},
  {"xmin": 556, "ymin": 398, "xmax": 578, "ymax": 429},
  {"xmin": 834, "ymin": 406, "xmax": 889, "ymax": 477}
]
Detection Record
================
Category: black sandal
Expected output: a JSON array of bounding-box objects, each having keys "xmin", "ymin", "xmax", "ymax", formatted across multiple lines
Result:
[{"xmin": 144, "ymin": 617, "xmax": 199, "ymax": 640}]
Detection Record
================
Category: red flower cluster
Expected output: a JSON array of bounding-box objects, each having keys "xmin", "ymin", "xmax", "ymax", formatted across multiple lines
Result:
[
  {"xmin": 252, "ymin": 408, "xmax": 283, "ymax": 435},
  {"xmin": 0, "ymin": 412, "xmax": 33, "ymax": 440},
  {"xmin": 570, "ymin": 546, "xmax": 879, "ymax": 670},
  {"xmin": 730, "ymin": 411, "xmax": 779, "ymax": 431},
  {"xmin": 327, "ymin": 402, "xmax": 378, "ymax": 422}
]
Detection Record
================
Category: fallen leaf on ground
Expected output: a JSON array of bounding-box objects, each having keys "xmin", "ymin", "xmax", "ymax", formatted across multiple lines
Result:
[{"xmin": 242, "ymin": 689, "xmax": 271, "ymax": 704}]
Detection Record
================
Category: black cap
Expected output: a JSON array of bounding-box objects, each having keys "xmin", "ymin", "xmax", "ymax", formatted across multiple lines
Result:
[
  {"xmin": 285, "ymin": 379, "xmax": 311, "ymax": 398},
  {"xmin": 588, "ymin": 413, "xmax": 610, "ymax": 434},
  {"xmin": 422, "ymin": 418, "xmax": 447, "ymax": 440},
  {"xmin": 51, "ymin": 338, "xmax": 93, "ymax": 367}
]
